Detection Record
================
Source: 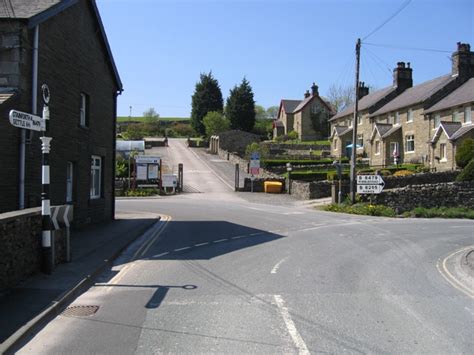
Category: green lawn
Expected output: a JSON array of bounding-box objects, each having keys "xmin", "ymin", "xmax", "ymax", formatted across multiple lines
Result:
[{"xmin": 117, "ymin": 116, "xmax": 190, "ymax": 122}]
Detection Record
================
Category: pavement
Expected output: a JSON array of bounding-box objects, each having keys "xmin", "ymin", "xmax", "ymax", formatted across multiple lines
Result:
[{"xmin": 0, "ymin": 210, "xmax": 161, "ymax": 353}]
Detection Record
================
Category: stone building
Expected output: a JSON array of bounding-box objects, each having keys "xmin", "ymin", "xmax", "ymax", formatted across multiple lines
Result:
[
  {"xmin": 426, "ymin": 78, "xmax": 473, "ymax": 171},
  {"xmin": 274, "ymin": 83, "xmax": 335, "ymax": 141},
  {"xmin": 0, "ymin": 0, "xmax": 122, "ymax": 225},
  {"xmin": 369, "ymin": 43, "xmax": 474, "ymax": 168},
  {"xmin": 329, "ymin": 62, "xmax": 413, "ymax": 160}
]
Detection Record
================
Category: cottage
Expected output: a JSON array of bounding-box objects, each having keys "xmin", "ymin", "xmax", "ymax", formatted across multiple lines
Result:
[
  {"xmin": 0, "ymin": 0, "xmax": 122, "ymax": 225},
  {"xmin": 274, "ymin": 83, "xmax": 335, "ymax": 141},
  {"xmin": 329, "ymin": 62, "xmax": 413, "ymax": 160},
  {"xmin": 426, "ymin": 78, "xmax": 473, "ymax": 171},
  {"xmin": 369, "ymin": 43, "xmax": 474, "ymax": 167}
]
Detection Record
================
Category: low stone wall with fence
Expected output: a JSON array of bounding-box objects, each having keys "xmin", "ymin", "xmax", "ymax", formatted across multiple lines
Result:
[
  {"xmin": 365, "ymin": 181, "xmax": 474, "ymax": 213},
  {"xmin": 0, "ymin": 208, "xmax": 66, "ymax": 291}
]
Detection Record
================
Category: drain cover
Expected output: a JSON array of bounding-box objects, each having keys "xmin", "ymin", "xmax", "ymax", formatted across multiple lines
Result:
[{"xmin": 62, "ymin": 305, "xmax": 99, "ymax": 317}]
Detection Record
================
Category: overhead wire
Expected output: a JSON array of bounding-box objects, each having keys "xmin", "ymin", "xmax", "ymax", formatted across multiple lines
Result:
[
  {"xmin": 362, "ymin": 0, "xmax": 412, "ymax": 41},
  {"xmin": 363, "ymin": 45, "xmax": 393, "ymax": 80},
  {"xmin": 363, "ymin": 42, "xmax": 452, "ymax": 53}
]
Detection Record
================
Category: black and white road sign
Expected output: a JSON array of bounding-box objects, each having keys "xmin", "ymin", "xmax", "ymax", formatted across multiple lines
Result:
[
  {"xmin": 357, "ymin": 174, "xmax": 385, "ymax": 194},
  {"xmin": 51, "ymin": 205, "xmax": 73, "ymax": 230},
  {"xmin": 9, "ymin": 110, "xmax": 45, "ymax": 131}
]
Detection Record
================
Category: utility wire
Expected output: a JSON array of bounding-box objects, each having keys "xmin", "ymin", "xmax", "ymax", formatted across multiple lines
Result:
[
  {"xmin": 363, "ymin": 46, "xmax": 393, "ymax": 79},
  {"xmin": 362, "ymin": 0, "xmax": 411, "ymax": 41},
  {"xmin": 363, "ymin": 42, "xmax": 452, "ymax": 53}
]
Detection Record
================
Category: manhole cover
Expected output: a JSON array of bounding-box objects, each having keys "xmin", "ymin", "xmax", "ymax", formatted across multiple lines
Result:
[{"xmin": 62, "ymin": 305, "xmax": 99, "ymax": 317}]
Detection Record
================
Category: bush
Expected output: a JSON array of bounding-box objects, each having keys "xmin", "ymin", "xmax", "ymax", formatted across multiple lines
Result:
[
  {"xmin": 327, "ymin": 171, "xmax": 350, "ymax": 181},
  {"xmin": 245, "ymin": 142, "xmax": 269, "ymax": 159},
  {"xmin": 203, "ymin": 111, "xmax": 230, "ymax": 137},
  {"xmin": 324, "ymin": 203, "xmax": 396, "ymax": 217},
  {"xmin": 287, "ymin": 130, "xmax": 299, "ymax": 140},
  {"xmin": 393, "ymin": 169, "xmax": 414, "ymax": 177},
  {"xmin": 455, "ymin": 138, "xmax": 474, "ymax": 168},
  {"xmin": 172, "ymin": 122, "xmax": 195, "ymax": 137},
  {"xmin": 123, "ymin": 188, "xmax": 160, "ymax": 197},
  {"xmin": 456, "ymin": 159, "xmax": 474, "ymax": 181},
  {"xmin": 403, "ymin": 206, "xmax": 474, "ymax": 219}
]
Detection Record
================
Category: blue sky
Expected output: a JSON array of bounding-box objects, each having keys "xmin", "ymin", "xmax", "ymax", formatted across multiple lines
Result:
[{"xmin": 97, "ymin": 0, "xmax": 473, "ymax": 117}]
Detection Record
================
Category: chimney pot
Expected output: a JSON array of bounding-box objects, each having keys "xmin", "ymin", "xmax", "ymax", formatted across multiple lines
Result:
[
  {"xmin": 304, "ymin": 90, "xmax": 310, "ymax": 99},
  {"xmin": 311, "ymin": 82, "xmax": 318, "ymax": 96}
]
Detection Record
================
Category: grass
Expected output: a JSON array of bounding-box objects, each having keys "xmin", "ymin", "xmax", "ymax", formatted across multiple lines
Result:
[
  {"xmin": 117, "ymin": 116, "xmax": 190, "ymax": 122},
  {"xmin": 324, "ymin": 203, "xmax": 396, "ymax": 217},
  {"xmin": 403, "ymin": 207, "xmax": 474, "ymax": 219}
]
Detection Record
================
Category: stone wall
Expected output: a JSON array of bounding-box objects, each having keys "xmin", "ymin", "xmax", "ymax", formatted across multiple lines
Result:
[
  {"xmin": 383, "ymin": 170, "xmax": 458, "ymax": 189},
  {"xmin": 366, "ymin": 181, "xmax": 474, "ymax": 213},
  {"xmin": 242, "ymin": 178, "xmax": 286, "ymax": 192},
  {"xmin": 290, "ymin": 180, "xmax": 332, "ymax": 200},
  {"xmin": 0, "ymin": 208, "xmax": 66, "ymax": 291}
]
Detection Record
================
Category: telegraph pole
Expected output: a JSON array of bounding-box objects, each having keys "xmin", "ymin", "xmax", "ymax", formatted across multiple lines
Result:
[
  {"xmin": 40, "ymin": 84, "xmax": 53, "ymax": 274},
  {"xmin": 350, "ymin": 38, "xmax": 361, "ymax": 203}
]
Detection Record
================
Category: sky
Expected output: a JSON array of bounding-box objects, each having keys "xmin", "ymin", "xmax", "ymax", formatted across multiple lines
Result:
[{"xmin": 96, "ymin": 0, "xmax": 474, "ymax": 118}]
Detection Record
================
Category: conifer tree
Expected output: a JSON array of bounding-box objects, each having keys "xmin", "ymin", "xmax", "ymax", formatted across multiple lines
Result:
[
  {"xmin": 191, "ymin": 72, "xmax": 224, "ymax": 135},
  {"xmin": 225, "ymin": 78, "xmax": 256, "ymax": 132}
]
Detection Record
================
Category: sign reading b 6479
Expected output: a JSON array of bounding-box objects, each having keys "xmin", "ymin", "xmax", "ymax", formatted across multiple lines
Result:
[{"xmin": 9, "ymin": 110, "xmax": 45, "ymax": 131}]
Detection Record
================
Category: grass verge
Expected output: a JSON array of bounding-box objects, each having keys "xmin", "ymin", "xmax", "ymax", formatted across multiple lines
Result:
[
  {"xmin": 323, "ymin": 203, "xmax": 396, "ymax": 217},
  {"xmin": 403, "ymin": 207, "xmax": 474, "ymax": 219}
]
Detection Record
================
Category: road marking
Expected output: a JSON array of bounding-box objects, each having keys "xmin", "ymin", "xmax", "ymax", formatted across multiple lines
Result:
[
  {"xmin": 174, "ymin": 246, "xmax": 191, "ymax": 252},
  {"xmin": 153, "ymin": 252, "xmax": 170, "ymax": 258},
  {"xmin": 232, "ymin": 235, "xmax": 245, "ymax": 239},
  {"xmin": 271, "ymin": 257, "xmax": 288, "ymax": 274},
  {"xmin": 213, "ymin": 239, "xmax": 227, "ymax": 243},
  {"xmin": 249, "ymin": 232, "xmax": 262, "ymax": 236},
  {"xmin": 195, "ymin": 242, "xmax": 209, "ymax": 247},
  {"xmin": 187, "ymin": 147, "xmax": 234, "ymax": 190},
  {"xmin": 274, "ymin": 295, "xmax": 310, "ymax": 355},
  {"xmin": 436, "ymin": 246, "xmax": 474, "ymax": 299}
]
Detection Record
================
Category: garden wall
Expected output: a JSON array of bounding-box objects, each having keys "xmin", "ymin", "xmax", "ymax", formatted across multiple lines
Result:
[
  {"xmin": 383, "ymin": 171, "xmax": 459, "ymax": 189},
  {"xmin": 290, "ymin": 180, "xmax": 332, "ymax": 200},
  {"xmin": 0, "ymin": 208, "xmax": 66, "ymax": 291},
  {"xmin": 366, "ymin": 181, "xmax": 474, "ymax": 213}
]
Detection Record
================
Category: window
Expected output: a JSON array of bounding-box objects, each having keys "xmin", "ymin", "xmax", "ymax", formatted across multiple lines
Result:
[
  {"xmin": 357, "ymin": 134, "xmax": 363, "ymax": 147},
  {"xmin": 375, "ymin": 140, "xmax": 380, "ymax": 155},
  {"xmin": 394, "ymin": 112, "xmax": 400, "ymax": 125},
  {"xmin": 334, "ymin": 138, "xmax": 338, "ymax": 150},
  {"xmin": 452, "ymin": 109, "xmax": 462, "ymax": 122},
  {"xmin": 440, "ymin": 143, "xmax": 447, "ymax": 161},
  {"xmin": 348, "ymin": 118, "xmax": 353, "ymax": 128},
  {"xmin": 66, "ymin": 162, "xmax": 73, "ymax": 203},
  {"xmin": 80, "ymin": 93, "xmax": 89, "ymax": 127},
  {"xmin": 405, "ymin": 135, "xmax": 415, "ymax": 152},
  {"xmin": 464, "ymin": 106, "xmax": 472, "ymax": 124},
  {"xmin": 388, "ymin": 115, "xmax": 394, "ymax": 124},
  {"xmin": 407, "ymin": 109, "xmax": 413, "ymax": 123},
  {"xmin": 90, "ymin": 156, "xmax": 102, "ymax": 199},
  {"xmin": 434, "ymin": 114, "xmax": 441, "ymax": 129},
  {"xmin": 357, "ymin": 114, "xmax": 362, "ymax": 125}
]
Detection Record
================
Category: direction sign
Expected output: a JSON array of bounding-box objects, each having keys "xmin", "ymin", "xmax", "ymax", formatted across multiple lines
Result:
[
  {"xmin": 135, "ymin": 155, "xmax": 160, "ymax": 164},
  {"xmin": 51, "ymin": 205, "xmax": 73, "ymax": 230},
  {"xmin": 357, "ymin": 174, "xmax": 385, "ymax": 194},
  {"xmin": 9, "ymin": 110, "xmax": 45, "ymax": 131}
]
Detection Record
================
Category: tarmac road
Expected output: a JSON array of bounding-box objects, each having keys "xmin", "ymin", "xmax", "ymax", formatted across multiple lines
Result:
[{"xmin": 17, "ymin": 139, "xmax": 474, "ymax": 354}]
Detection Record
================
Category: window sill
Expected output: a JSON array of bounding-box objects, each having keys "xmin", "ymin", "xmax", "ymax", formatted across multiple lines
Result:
[
  {"xmin": 440, "ymin": 159, "xmax": 448, "ymax": 163},
  {"xmin": 405, "ymin": 151, "xmax": 415, "ymax": 154}
]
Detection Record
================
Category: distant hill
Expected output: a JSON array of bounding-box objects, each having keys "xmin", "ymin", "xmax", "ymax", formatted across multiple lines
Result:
[{"xmin": 117, "ymin": 116, "xmax": 190, "ymax": 123}]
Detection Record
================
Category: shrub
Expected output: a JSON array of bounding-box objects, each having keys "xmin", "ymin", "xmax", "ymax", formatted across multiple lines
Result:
[
  {"xmin": 455, "ymin": 138, "xmax": 474, "ymax": 168},
  {"xmin": 245, "ymin": 142, "xmax": 269, "ymax": 159},
  {"xmin": 172, "ymin": 122, "xmax": 195, "ymax": 137},
  {"xmin": 287, "ymin": 130, "xmax": 299, "ymax": 140},
  {"xmin": 456, "ymin": 159, "xmax": 474, "ymax": 181},
  {"xmin": 379, "ymin": 169, "xmax": 392, "ymax": 176},
  {"xmin": 124, "ymin": 188, "xmax": 160, "ymax": 197},
  {"xmin": 393, "ymin": 169, "xmax": 414, "ymax": 177},
  {"xmin": 324, "ymin": 203, "xmax": 396, "ymax": 217},
  {"xmin": 404, "ymin": 206, "xmax": 474, "ymax": 219},
  {"xmin": 203, "ymin": 111, "xmax": 230, "ymax": 137},
  {"xmin": 327, "ymin": 171, "xmax": 350, "ymax": 181}
]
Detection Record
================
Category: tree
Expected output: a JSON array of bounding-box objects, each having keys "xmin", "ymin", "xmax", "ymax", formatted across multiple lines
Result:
[
  {"xmin": 326, "ymin": 84, "xmax": 354, "ymax": 113},
  {"xmin": 226, "ymin": 78, "xmax": 256, "ymax": 132},
  {"xmin": 266, "ymin": 106, "xmax": 279, "ymax": 119},
  {"xmin": 190, "ymin": 72, "xmax": 224, "ymax": 135},
  {"xmin": 310, "ymin": 106, "xmax": 330, "ymax": 138},
  {"xmin": 455, "ymin": 138, "xmax": 474, "ymax": 168},
  {"xmin": 255, "ymin": 105, "xmax": 267, "ymax": 120},
  {"xmin": 143, "ymin": 107, "xmax": 159, "ymax": 120},
  {"xmin": 203, "ymin": 111, "xmax": 230, "ymax": 137}
]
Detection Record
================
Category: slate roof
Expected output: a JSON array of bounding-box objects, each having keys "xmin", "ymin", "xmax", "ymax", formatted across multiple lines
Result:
[
  {"xmin": 431, "ymin": 122, "xmax": 462, "ymax": 143},
  {"xmin": 0, "ymin": 90, "xmax": 16, "ymax": 105},
  {"xmin": 425, "ymin": 78, "xmax": 474, "ymax": 114},
  {"xmin": 0, "ymin": 0, "xmax": 122, "ymax": 91},
  {"xmin": 370, "ymin": 123, "xmax": 393, "ymax": 140},
  {"xmin": 0, "ymin": 0, "xmax": 63, "ymax": 18},
  {"xmin": 381, "ymin": 124, "xmax": 401, "ymax": 138},
  {"xmin": 450, "ymin": 124, "xmax": 474, "ymax": 140},
  {"xmin": 280, "ymin": 100, "xmax": 301, "ymax": 114},
  {"xmin": 330, "ymin": 86, "xmax": 395, "ymax": 121},
  {"xmin": 331, "ymin": 126, "xmax": 352, "ymax": 138},
  {"xmin": 371, "ymin": 74, "xmax": 454, "ymax": 117}
]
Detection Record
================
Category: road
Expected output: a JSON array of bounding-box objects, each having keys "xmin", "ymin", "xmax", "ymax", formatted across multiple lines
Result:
[{"xmin": 18, "ymin": 139, "xmax": 473, "ymax": 354}]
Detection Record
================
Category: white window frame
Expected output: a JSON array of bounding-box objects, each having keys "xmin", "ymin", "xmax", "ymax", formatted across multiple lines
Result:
[
  {"xmin": 334, "ymin": 138, "xmax": 338, "ymax": 151},
  {"xmin": 357, "ymin": 114, "xmax": 362, "ymax": 125},
  {"xmin": 440, "ymin": 143, "xmax": 447, "ymax": 161},
  {"xmin": 90, "ymin": 155, "xmax": 102, "ymax": 199},
  {"xmin": 357, "ymin": 134, "xmax": 363, "ymax": 148},
  {"xmin": 388, "ymin": 114, "xmax": 394, "ymax": 124},
  {"xmin": 405, "ymin": 135, "xmax": 415, "ymax": 153},
  {"xmin": 434, "ymin": 113, "xmax": 441, "ymax": 129},
  {"xmin": 80, "ymin": 93, "xmax": 88, "ymax": 127},
  {"xmin": 394, "ymin": 111, "xmax": 400, "ymax": 125},
  {"xmin": 464, "ymin": 105, "xmax": 472, "ymax": 124},
  {"xmin": 407, "ymin": 109, "xmax": 413, "ymax": 123},
  {"xmin": 66, "ymin": 161, "xmax": 73, "ymax": 203},
  {"xmin": 375, "ymin": 140, "xmax": 380, "ymax": 155},
  {"xmin": 452, "ymin": 109, "xmax": 462, "ymax": 123}
]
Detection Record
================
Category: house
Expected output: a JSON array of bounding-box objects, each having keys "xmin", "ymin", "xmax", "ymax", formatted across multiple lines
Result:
[
  {"xmin": 369, "ymin": 43, "xmax": 474, "ymax": 167},
  {"xmin": 0, "ymin": 0, "xmax": 123, "ymax": 225},
  {"xmin": 274, "ymin": 83, "xmax": 335, "ymax": 141},
  {"xmin": 329, "ymin": 62, "xmax": 413, "ymax": 159},
  {"xmin": 426, "ymin": 78, "xmax": 473, "ymax": 171}
]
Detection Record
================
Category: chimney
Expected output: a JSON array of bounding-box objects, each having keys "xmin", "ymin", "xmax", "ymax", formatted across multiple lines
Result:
[
  {"xmin": 358, "ymin": 81, "xmax": 369, "ymax": 99},
  {"xmin": 393, "ymin": 61, "xmax": 413, "ymax": 91},
  {"xmin": 311, "ymin": 82, "xmax": 318, "ymax": 96},
  {"xmin": 304, "ymin": 90, "xmax": 310, "ymax": 99},
  {"xmin": 451, "ymin": 42, "xmax": 474, "ymax": 78}
]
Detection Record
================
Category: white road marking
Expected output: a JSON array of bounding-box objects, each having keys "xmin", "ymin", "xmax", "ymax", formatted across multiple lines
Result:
[
  {"xmin": 174, "ymin": 246, "xmax": 191, "ymax": 252},
  {"xmin": 195, "ymin": 242, "xmax": 209, "ymax": 247},
  {"xmin": 153, "ymin": 252, "xmax": 170, "ymax": 258},
  {"xmin": 436, "ymin": 246, "xmax": 474, "ymax": 298},
  {"xmin": 249, "ymin": 232, "xmax": 262, "ymax": 236},
  {"xmin": 271, "ymin": 257, "xmax": 288, "ymax": 274},
  {"xmin": 274, "ymin": 295, "xmax": 310, "ymax": 355},
  {"xmin": 232, "ymin": 235, "xmax": 244, "ymax": 239},
  {"xmin": 213, "ymin": 239, "xmax": 227, "ymax": 243}
]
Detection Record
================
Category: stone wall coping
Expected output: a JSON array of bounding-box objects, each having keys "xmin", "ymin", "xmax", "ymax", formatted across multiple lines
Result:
[{"xmin": 0, "ymin": 207, "xmax": 41, "ymax": 223}]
